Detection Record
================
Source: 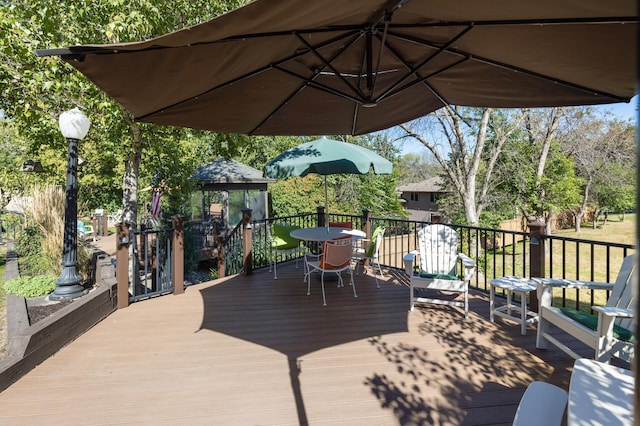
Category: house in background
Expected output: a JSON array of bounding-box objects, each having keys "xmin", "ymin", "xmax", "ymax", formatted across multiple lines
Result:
[{"xmin": 397, "ymin": 177, "xmax": 447, "ymax": 222}]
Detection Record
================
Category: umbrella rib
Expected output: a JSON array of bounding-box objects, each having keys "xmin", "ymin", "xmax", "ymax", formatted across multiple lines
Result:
[
  {"xmin": 249, "ymin": 67, "xmax": 337, "ymax": 135},
  {"xmin": 295, "ymin": 32, "xmax": 367, "ymax": 101},
  {"xmin": 251, "ymin": 32, "xmax": 365, "ymax": 134},
  {"xmin": 387, "ymin": 57, "xmax": 468, "ymax": 104},
  {"xmin": 388, "ymin": 30, "xmax": 632, "ymax": 103},
  {"xmin": 273, "ymin": 66, "xmax": 364, "ymax": 104},
  {"xmin": 35, "ymin": 16, "xmax": 636, "ymax": 59},
  {"xmin": 368, "ymin": 13, "xmax": 391, "ymax": 100},
  {"xmin": 370, "ymin": 30, "xmax": 457, "ymax": 106},
  {"xmin": 372, "ymin": 37, "xmax": 473, "ymax": 125},
  {"xmin": 351, "ymin": 37, "xmax": 371, "ymax": 135},
  {"xmin": 136, "ymin": 30, "xmax": 363, "ymax": 123},
  {"xmin": 383, "ymin": 16, "xmax": 638, "ymax": 31},
  {"xmin": 374, "ymin": 25, "xmax": 473, "ymax": 104}
]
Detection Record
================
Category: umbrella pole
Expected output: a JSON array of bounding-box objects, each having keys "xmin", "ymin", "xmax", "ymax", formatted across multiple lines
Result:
[
  {"xmin": 324, "ymin": 176, "xmax": 330, "ymax": 231},
  {"xmin": 324, "ymin": 176, "xmax": 328, "ymax": 211}
]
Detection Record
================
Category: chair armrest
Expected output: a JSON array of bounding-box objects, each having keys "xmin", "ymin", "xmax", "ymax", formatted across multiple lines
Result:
[
  {"xmin": 457, "ymin": 253, "xmax": 475, "ymax": 281},
  {"xmin": 592, "ymin": 306, "xmax": 634, "ymax": 343},
  {"xmin": 403, "ymin": 252, "xmax": 418, "ymax": 276},
  {"xmin": 457, "ymin": 253, "xmax": 475, "ymax": 268},
  {"xmin": 533, "ymin": 278, "xmax": 614, "ymax": 291},
  {"xmin": 534, "ymin": 278, "xmax": 615, "ymax": 308},
  {"xmin": 592, "ymin": 306, "xmax": 634, "ymax": 318}
]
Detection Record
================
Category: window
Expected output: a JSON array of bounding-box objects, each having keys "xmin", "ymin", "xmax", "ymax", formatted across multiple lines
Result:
[{"xmin": 410, "ymin": 192, "xmax": 419, "ymax": 202}]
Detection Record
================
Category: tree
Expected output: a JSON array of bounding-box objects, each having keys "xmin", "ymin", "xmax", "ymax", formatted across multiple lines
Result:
[
  {"xmin": 399, "ymin": 106, "xmax": 526, "ymax": 225},
  {"xmin": 0, "ymin": 0, "xmax": 249, "ymax": 227},
  {"xmin": 395, "ymin": 153, "xmax": 441, "ymax": 185},
  {"xmin": 558, "ymin": 109, "xmax": 636, "ymax": 229},
  {"xmin": 493, "ymin": 107, "xmax": 578, "ymax": 234},
  {"xmin": 0, "ymin": 120, "xmax": 37, "ymax": 207}
]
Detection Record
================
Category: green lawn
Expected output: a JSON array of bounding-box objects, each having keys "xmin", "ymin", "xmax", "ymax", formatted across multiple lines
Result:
[{"xmin": 483, "ymin": 214, "xmax": 635, "ymax": 311}]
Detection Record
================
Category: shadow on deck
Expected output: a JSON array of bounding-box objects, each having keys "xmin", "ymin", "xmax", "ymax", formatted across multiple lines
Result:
[{"xmin": 0, "ymin": 262, "xmax": 586, "ymax": 425}]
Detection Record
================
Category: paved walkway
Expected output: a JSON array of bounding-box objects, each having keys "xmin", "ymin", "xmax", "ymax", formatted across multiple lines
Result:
[{"xmin": 91, "ymin": 232, "xmax": 117, "ymax": 257}]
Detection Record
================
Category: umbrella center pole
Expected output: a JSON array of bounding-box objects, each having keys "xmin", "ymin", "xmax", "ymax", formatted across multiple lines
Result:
[{"xmin": 324, "ymin": 176, "xmax": 330, "ymax": 232}]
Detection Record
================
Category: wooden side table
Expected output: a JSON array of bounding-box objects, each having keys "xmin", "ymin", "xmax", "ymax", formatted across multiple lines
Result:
[{"xmin": 490, "ymin": 276, "xmax": 538, "ymax": 335}]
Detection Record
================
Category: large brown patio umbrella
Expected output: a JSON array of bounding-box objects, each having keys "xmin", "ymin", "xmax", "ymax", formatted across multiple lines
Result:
[{"xmin": 36, "ymin": 0, "xmax": 637, "ymax": 136}]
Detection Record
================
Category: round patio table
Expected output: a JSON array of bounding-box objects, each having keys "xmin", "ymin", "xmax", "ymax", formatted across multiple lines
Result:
[{"xmin": 290, "ymin": 226, "xmax": 365, "ymax": 242}]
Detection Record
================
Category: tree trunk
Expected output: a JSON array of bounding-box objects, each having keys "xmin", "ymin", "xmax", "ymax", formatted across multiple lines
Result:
[
  {"xmin": 122, "ymin": 120, "xmax": 144, "ymax": 291},
  {"xmin": 526, "ymin": 107, "xmax": 563, "ymax": 231},
  {"xmin": 574, "ymin": 176, "xmax": 591, "ymax": 232},
  {"xmin": 574, "ymin": 212, "xmax": 582, "ymax": 233},
  {"xmin": 122, "ymin": 121, "xmax": 143, "ymax": 229},
  {"xmin": 545, "ymin": 209, "xmax": 555, "ymax": 235}
]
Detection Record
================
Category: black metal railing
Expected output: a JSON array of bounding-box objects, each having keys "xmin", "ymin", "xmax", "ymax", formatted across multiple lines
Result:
[
  {"xmin": 129, "ymin": 227, "xmax": 173, "ymax": 302},
  {"xmin": 543, "ymin": 234, "xmax": 634, "ymax": 311},
  {"xmin": 203, "ymin": 210, "xmax": 635, "ymax": 313},
  {"xmin": 252, "ymin": 213, "xmax": 318, "ymax": 270},
  {"xmin": 222, "ymin": 221, "xmax": 244, "ymax": 276}
]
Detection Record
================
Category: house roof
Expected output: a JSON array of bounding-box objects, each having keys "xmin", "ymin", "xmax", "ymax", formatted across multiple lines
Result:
[
  {"xmin": 397, "ymin": 177, "xmax": 446, "ymax": 193},
  {"xmin": 194, "ymin": 159, "xmax": 276, "ymax": 191}
]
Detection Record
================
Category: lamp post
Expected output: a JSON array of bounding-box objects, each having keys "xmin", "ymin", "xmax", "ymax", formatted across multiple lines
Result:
[{"xmin": 51, "ymin": 108, "xmax": 91, "ymax": 301}]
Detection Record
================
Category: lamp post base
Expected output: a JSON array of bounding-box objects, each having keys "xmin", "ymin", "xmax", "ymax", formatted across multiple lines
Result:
[{"xmin": 51, "ymin": 267, "xmax": 87, "ymax": 301}]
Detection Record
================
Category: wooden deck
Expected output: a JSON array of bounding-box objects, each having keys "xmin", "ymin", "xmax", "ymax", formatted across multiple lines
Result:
[{"xmin": 0, "ymin": 262, "xmax": 585, "ymax": 425}]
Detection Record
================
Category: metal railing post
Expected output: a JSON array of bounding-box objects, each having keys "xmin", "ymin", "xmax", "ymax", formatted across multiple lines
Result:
[
  {"xmin": 242, "ymin": 209, "xmax": 253, "ymax": 275},
  {"xmin": 317, "ymin": 205, "xmax": 326, "ymax": 227}
]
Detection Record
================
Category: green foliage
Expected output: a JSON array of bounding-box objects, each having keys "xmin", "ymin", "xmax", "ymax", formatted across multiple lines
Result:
[
  {"xmin": 14, "ymin": 225, "xmax": 42, "ymax": 258},
  {"xmin": 537, "ymin": 154, "xmax": 583, "ymax": 214},
  {"xmin": 396, "ymin": 153, "xmax": 441, "ymax": 185},
  {"xmin": 269, "ymin": 176, "xmax": 324, "ymax": 216},
  {"xmin": 14, "ymin": 226, "xmax": 48, "ymax": 275},
  {"xmin": 477, "ymin": 211, "xmax": 512, "ymax": 229},
  {"xmin": 183, "ymin": 223, "xmax": 202, "ymax": 275},
  {"xmin": 1, "ymin": 1, "xmax": 253, "ymax": 227},
  {"xmin": 4, "ymin": 275, "xmax": 57, "ymax": 298},
  {"xmin": 208, "ymin": 267, "xmax": 219, "ymax": 281}
]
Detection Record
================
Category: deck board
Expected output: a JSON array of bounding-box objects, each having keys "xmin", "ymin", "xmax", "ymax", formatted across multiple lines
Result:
[{"xmin": 0, "ymin": 261, "xmax": 589, "ymax": 425}]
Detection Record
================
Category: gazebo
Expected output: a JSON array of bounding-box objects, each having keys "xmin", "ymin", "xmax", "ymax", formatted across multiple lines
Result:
[{"xmin": 192, "ymin": 158, "xmax": 276, "ymax": 229}]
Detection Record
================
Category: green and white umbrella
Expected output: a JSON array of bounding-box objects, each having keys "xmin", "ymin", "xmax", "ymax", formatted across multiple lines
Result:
[{"xmin": 264, "ymin": 136, "xmax": 393, "ymax": 208}]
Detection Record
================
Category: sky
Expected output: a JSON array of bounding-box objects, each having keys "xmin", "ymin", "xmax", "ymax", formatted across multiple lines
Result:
[{"xmin": 396, "ymin": 95, "xmax": 639, "ymax": 156}]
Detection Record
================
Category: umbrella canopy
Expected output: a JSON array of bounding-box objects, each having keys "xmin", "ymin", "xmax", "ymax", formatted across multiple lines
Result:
[
  {"xmin": 36, "ymin": 0, "xmax": 637, "ymax": 136},
  {"xmin": 264, "ymin": 137, "xmax": 393, "ymax": 208},
  {"xmin": 264, "ymin": 136, "xmax": 393, "ymax": 178}
]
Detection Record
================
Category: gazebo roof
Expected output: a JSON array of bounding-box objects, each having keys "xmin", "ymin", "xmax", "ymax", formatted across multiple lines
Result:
[{"xmin": 194, "ymin": 159, "xmax": 276, "ymax": 191}]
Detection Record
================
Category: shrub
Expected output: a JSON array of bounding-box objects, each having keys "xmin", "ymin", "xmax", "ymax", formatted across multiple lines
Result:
[
  {"xmin": 18, "ymin": 185, "xmax": 92, "ymax": 280},
  {"xmin": 4, "ymin": 275, "xmax": 57, "ymax": 298},
  {"xmin": 15, "ymin": 225, "xmax": 50, "ymax": 275},
  {"xmin": 14, "ymin": 225, "xmax": 41, "ymax": 258}
]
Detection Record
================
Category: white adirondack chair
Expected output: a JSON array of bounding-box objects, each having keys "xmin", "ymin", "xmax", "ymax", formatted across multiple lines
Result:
[
  {"xmin": 535, "ymin": 254, "xmax": 636, "ymax": 364},
  {"xmin": 512, "ymin": 381, "xmax": 567, "ymax": 426},
  {"xmin": 403, "ymin": 224, "xmax": 476, "ymax": 318}
]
